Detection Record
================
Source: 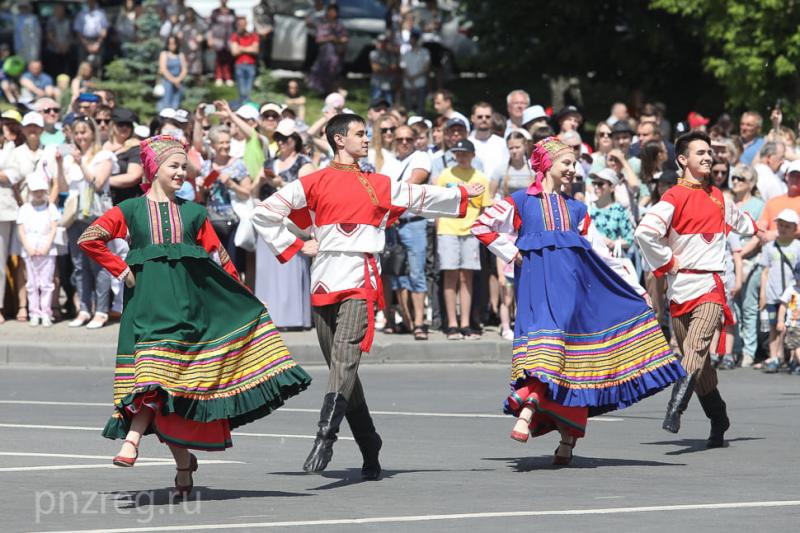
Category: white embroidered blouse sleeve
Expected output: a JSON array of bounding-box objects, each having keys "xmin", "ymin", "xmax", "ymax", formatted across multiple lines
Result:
[{"xmin": 251, "ymin": 179, "xmax": 308, "ymax": 263}]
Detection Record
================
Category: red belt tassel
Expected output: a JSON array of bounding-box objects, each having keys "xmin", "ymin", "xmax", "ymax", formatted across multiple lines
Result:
[{"xmin": 359, "ymin": 254, "xmax": 385, "ymax": 353}]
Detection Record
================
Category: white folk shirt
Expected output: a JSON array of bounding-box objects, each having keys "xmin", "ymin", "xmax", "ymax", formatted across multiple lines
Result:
[
  {"xmin": 634, "ymin": 179, "xmax": 757, "ymax": 317},
  {"xmin": 251, "ymin": 161, "xmax": 468, "ymax": 351}
]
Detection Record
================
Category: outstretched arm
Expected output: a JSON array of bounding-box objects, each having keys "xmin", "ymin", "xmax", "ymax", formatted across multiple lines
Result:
[
  {"xmin": 470, "ymin": 196, "xmax": 521, "ymax": 264},
  {"xmin": 251, "ymin": 179, "xmax": 311, "ymax": 263},
  {"xmin": 581, "ymin": 214, "xmax": 646, "ymax": 297}
]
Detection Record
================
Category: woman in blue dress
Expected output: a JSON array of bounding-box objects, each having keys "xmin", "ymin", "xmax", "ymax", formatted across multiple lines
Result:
[{"xmin": 472, "ymin": 137, "xmax": 684, "ymax": 465}]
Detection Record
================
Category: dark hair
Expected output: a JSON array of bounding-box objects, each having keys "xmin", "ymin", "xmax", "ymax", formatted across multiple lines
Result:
[
  {"xmin": 641, "ymin": 140, "xmax": 665, "ymax": 183},
  {"xmin": 164, "ymin": 35, "xmax": 179, "ymax": 51},
  {"xmin": 471, "ymin": 101, "xmax": 492, "ymax": 115},
  {"xmin": 491, "ymin": 111, "xmax": 506, "ymax": 137},
  {"xmin": 274, "ymin": 131, "xmax": 303, "ymax": 153},
  {"xmin": 325, "ymin": 113, "xmax": 365, "ymax": 153},
  {"xmin": 1, "ymin": 119, "xmax": 24, "ymax": 146},
  {"xmin": 95, "ymin": 104, "xmax": 112, "ymax": 117},
  {"xmin": 711, "ymin": 157, "xmax": 731, "ymax": 189},
  {"xmin": 531, "ymin": 125, "xmax": 555, "ymax": 144},
  {"xmin": 675, "ymin": 131, "xmax": 711, "ymax": 168},
  {"xmin": 434, "ymin": 89, "xmax": 453, "ymax": 103}
]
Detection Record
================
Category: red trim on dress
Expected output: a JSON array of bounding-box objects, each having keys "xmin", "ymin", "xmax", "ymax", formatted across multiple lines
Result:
[
  {"xmin": 277, "ymin": 238, "xmax": 304, "ymax": 264},
  {"xmin": 653, "ymin": 256, "xmax": 675, "ymax": 278},
  {"xmin": 457, "ymin": 185, "xmax": 468, "ymax": 217}
]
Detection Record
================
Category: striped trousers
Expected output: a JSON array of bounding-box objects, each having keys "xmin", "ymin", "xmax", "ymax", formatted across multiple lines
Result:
[
  {"xmin": 313, "ymin": 299, "xmax": 368, "ymax": 410},
  {"xmin": 672, "ymin": 302, "xmax": 722, "ymax": 396}
]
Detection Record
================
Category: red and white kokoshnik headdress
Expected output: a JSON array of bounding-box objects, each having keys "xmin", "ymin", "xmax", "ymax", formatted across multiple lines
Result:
[
  {"xmin": 528, "ymin": 136, "xmax": 571, "ymax": 195},
  {"xmin": 140, "ymin": 134, "xmax": 188, "ymax": 184}
]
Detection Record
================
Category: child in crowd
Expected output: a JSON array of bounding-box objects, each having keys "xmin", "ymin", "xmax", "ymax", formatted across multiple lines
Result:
[
  {"xmin": 776, "ymin": 261, "xmax": 800, "ymax": 375},
  {"xmin": 16, "ymin": 173, "xmax": 59, "ymax": 327},
  {"xmin": 759, "ymin": 209, "xmax": 800, "ymax": 373},
  {"xmin": 436, "ymin": 139, "xmax": 492, "ymax": 340},
  {"xmin": 588, "ymin": 167, "xmax": 635, "ymax": 255}
]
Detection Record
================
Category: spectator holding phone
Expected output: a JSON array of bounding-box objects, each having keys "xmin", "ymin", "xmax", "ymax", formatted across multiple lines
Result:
[{"xmin": 196, "ymin": 124, "xmax": 252, "ymax": 272}]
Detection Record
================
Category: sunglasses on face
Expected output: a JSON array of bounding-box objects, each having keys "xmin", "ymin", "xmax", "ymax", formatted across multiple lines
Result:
[
  {"xmin": 731, "ymin": 175, "xmax": 748, "ymax": 183},
  {"xmin": 712, "ymin": 169, "xmax": 727, "ymax": 176},
  {"xmin": 395, "ymin": 137, "xmax": 414, "ymax": 143},
  {"xmin": 381, "ymin": 127, "xmax": 395, "ymax": 134},
  {"xmin": 96, "ymin": 118, "xmax": 111, "ymax": 125},
  {"xmin": 597, "ymin": 132, "xmax": 611, "ymax": 138},
  {"xmin": 592, "ymin": 181, "xmax": 608, "ymax": 187},
  {"xmin": 261, "ymin": 113, "xmax": 278, "ymax": 120},
  {"xmin": 42, "ymin": 107, "xmax": 60, "ymax": 115}
]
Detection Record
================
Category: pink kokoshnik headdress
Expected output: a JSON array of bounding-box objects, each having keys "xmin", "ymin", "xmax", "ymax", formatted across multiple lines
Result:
[
  {"xmin": 139, "ymin": 135, "xmax": 187, "ymax": 191},
  {"xmin": 527, "ymin": 136, "xmax": 571, "ymax": 195}
]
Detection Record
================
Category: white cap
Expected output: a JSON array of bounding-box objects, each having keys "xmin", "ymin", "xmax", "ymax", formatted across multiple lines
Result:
[
  {"xmin": 21, "ymin": 111, "xmax": 44, "ymax": 128},
  {"xmin": 133, "ymin": 123, "xmax": 150, "ymax": 138},
  {"xmin": 158, "ymin": 107, "xmax": 177, "ymax": 120},
  {"xmin": 174, "ymin": 109, "xmax": 190, "ymax": 124},
  {"xmin": 259, "ymin": 102, "xmax": 284, "ymax": 115},
  {"xmin": 408, "ymin": 116, "xmax": 432, "ymax": 129},
  {"xmin": 522, "ymin": 105, "xmax": 547, "ymax": 126},
  {"xmin": 235, "ymin": 104, "xmax": 260, "ymax": 121},
  {"xmin": 26, "ymin": 171, "xmax": 49, "ymax": 192},
  {"xmin": 590, "ymin": 167, "xmax": 620, "ymax": 187},
  {"xmin": 505, "ymin": 128, "xmax": 531, "ymax": 141},
  {"xmin": 275, "ymin": 118, "xmax": 297, "ymax": 137},
  {"xmin": 786, "ymin": 159, "xmax": 800, "ymax": 175},
  {"xmin": 323, "ymin": 92, "xmax": 345, "ymax": 111},
  {"xmin": 775, "ymin": 208, "xmax": 800, "ymax": 225}
]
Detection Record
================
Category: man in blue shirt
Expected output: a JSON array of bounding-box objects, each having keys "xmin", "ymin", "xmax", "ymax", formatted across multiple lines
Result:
[
  {"xmin": 20, "ymin": 60, "xmax": 59, "ymax": 102},
  {"xmin": 739, "ymin": 111, "xmax": 765, "ymax": 166}
]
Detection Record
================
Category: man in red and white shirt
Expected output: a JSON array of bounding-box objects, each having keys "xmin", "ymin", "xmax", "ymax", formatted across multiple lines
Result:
[
  {"xmin": 252, "ymin": 113, "xmax": 483, "ymax": 479},
  {"xmin": 635, "ymin": 131, "xmax": 761, "ymax": 448}
]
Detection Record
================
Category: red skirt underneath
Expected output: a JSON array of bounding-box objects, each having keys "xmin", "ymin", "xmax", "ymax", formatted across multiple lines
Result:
[
  {"xmin": 127, "ymin": 391, "xmax": 232, "ymax": 451},
  {"xmin": 507, "ymin": 378, "xmax": 588, "ymax": 438}
]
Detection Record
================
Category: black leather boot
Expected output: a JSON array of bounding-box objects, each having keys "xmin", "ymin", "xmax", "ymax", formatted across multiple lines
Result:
[
  {"xmin": 346, "ymin": 401, "xmax": 382, "ymax": 480},
  {"xmin": 303, "ymin": 393, "xmax": 348, "ymax": 473},
  {"xmin": 662, "ymin": 375, "xmax": 695, "ymax": 433},
  {"xmin": 698, "ymin": 389, "xmax": 730, "ymax": 448}
]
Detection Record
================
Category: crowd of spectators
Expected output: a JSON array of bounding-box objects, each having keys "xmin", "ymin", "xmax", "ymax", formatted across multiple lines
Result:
[{"xmin": 2, "ymin": 1, "xmax": 800, "ymax": 375}]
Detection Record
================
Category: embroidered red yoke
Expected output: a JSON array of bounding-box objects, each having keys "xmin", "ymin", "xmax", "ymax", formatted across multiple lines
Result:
[
  {"xmin": 634, "ymin": 179, "xmax": 758, "ymax": 319},
  {"xmin": 251, "ymin": 161, "xmax": 468, "ymax": 351},
  {"xmin": 77, "ymin": 204, "xmax": 239, "ymax": 281}
]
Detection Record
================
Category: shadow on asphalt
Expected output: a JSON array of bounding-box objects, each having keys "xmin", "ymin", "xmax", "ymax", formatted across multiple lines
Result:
[
  {"xmin": 104, "ymin": 487, "xmax": 311, "ymax": 507},
  {"xmin": 269, "ymin": 468, "xmax": 493, "ymax": 490},
  {"xmin": 641, "ymin": 437, "xmax": 764, "ymax": 455},
  {"xmin": 483, "ymin": 456, "xmax": 684, "ymax": 472}
]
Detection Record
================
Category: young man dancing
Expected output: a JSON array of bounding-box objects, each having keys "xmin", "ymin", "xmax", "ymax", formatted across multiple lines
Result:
[
  {"xmin": 635, "ymin": 131, "xmax": 761, "ymax": 448},
  {"xmin": 252, "ymin": 113, "xmax": 483, "ymax": 479}
]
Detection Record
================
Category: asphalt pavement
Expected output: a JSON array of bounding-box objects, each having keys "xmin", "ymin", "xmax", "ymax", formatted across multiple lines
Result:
[{"xmin": 0, "ymin": 364, "xmax": 799, "ymax": 532}]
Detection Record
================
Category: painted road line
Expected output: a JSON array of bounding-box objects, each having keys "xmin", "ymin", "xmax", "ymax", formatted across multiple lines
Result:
[
  {"xmin": 0, "ymin": 460, "xmax": 243, "ymax": 473},
  {"xmin": 0, "ymin": 452, "xmax": 172, "ymax": 462},
  {"xmin": 26, "ymin": 500, "xmax": 800, "ymax": 533},
  {"xmin": 0, "ymin": 423, "xmax": 353, "ymax": 441},
  {"xmin": 0, "ymin": 401, "xmax": 623, "ymax": 422}
]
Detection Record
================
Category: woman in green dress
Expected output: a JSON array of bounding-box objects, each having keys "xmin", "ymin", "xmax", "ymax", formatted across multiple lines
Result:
[{"xmin": 79, "ymin": 135, "xmax": 311, "ymax": 497}]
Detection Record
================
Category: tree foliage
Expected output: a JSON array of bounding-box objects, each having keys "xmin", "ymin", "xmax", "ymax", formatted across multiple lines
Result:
[
  {"xmin": 458, "ymin": 0, "xmax": 715, "ymax": 119},
  {"xmin": 652, "ymin": 0, "xmax": 800, "ymax": 115}
]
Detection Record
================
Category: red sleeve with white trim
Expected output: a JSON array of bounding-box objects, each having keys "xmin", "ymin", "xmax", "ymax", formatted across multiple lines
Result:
[
  {"xmin": 77, "ymin": 206, "xmax": 130, "ymax": 280},
  {"xmin": 470, "ymin": 196, "xmax": 521, "ymax": 264},
  {"xmin": 197, "ymin": 219, "xmax": 239, "ymax": 279}
]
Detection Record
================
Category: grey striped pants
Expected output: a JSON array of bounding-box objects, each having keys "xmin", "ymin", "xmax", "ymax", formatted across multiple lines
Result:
[
  {"xmin": 672, "ymin": 302, "xmax": 722, "ymax": 396},
  {"xmin": 313, "ymin": 299, "xmax": 368, "ymax": 409}
]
